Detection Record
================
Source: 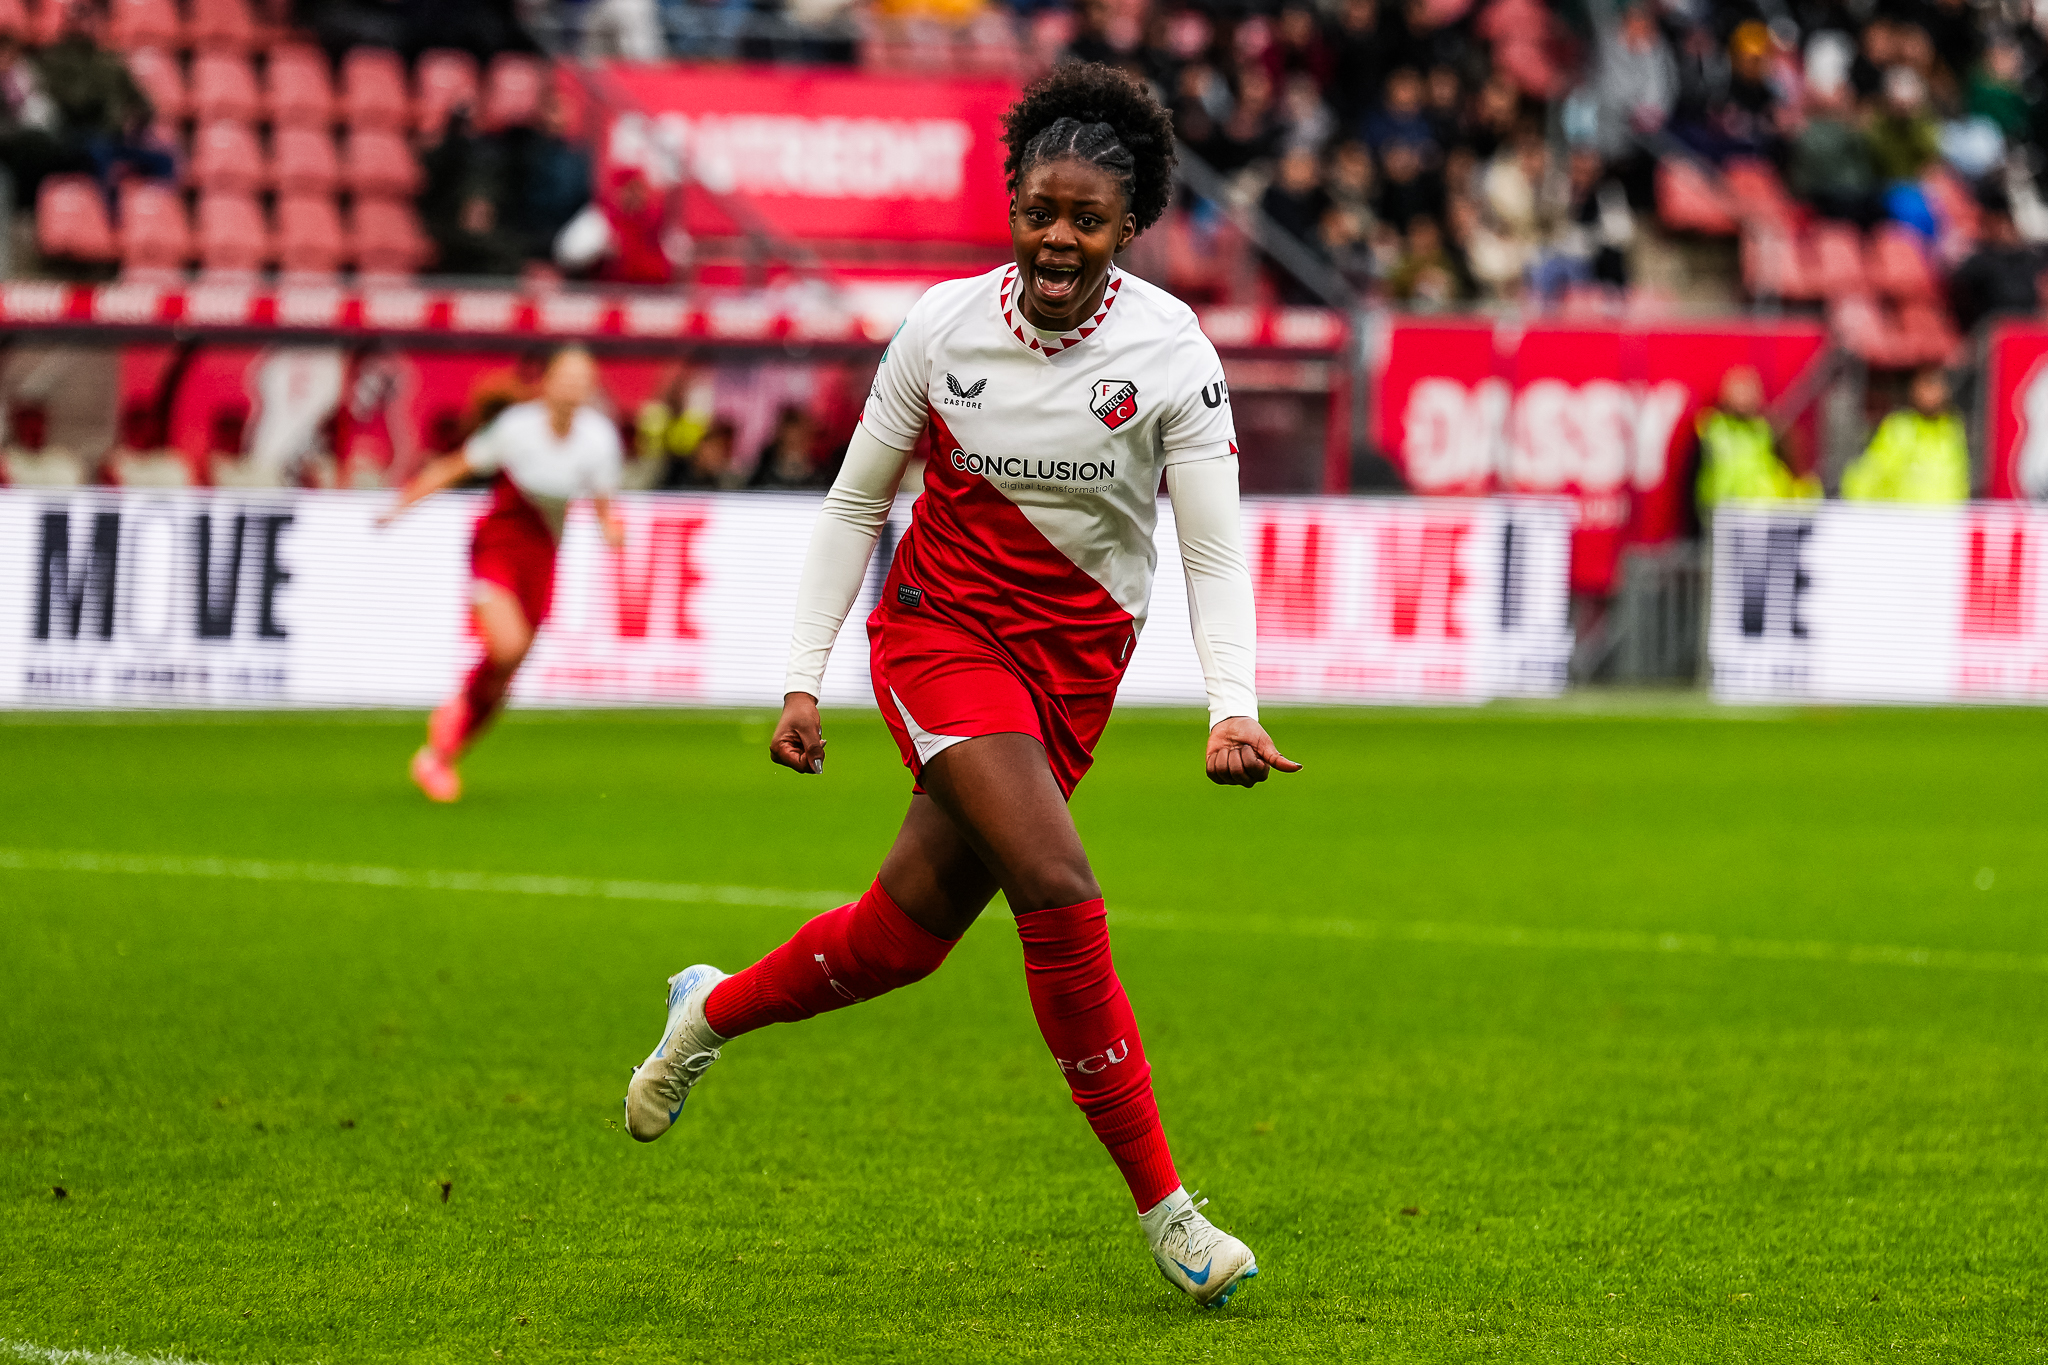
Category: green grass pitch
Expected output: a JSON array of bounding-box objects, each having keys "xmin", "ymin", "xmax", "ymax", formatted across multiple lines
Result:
[{"xmin": 2, "ymin": 704, "xmax": 2045, "ymax": 1363}]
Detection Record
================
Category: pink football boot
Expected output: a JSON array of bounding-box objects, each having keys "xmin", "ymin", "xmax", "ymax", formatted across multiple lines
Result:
[{"xmin": 410, "ymin": 745, "xmax": 461, "ymax": 803}]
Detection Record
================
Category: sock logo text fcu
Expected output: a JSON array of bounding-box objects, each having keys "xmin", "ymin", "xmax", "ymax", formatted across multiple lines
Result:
[{"xmin": 1057, "ymin": 1037, "xmax": 1132, "ymax": 1076}]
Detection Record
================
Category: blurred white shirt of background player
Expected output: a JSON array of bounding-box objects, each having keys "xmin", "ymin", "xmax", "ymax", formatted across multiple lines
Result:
[{"xmin": 463, "ymin": 399, "xmax": 625, "ymax": 538}]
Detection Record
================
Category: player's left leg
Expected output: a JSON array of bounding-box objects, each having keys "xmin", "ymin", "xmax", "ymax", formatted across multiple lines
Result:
[
  {"xmin": 412, "ymin": 584, "xmax": 533, "ymax": 803},
  {"xmin": 916, "ymin": 733, "xmax": 1258, "ymax": 1308}
]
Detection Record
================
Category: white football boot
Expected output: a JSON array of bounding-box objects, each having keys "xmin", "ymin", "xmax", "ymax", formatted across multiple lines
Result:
[
  {"xmin": 1141, "ymin": 1187, "xmax": 1260, "ymax": 1308},
  {"xmin": 623, "ymin": 964, "xmax": 729, "ymax": 1142}
]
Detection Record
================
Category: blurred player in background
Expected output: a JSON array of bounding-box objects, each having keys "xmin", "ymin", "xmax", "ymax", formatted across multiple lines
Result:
[
  {"xmin": 377, "ymin": 345, "xmax": 624, "ymax": 802},
  {"xmin": 621, "ymin": 64, "xmax": 1296, "ymax": 1309}
]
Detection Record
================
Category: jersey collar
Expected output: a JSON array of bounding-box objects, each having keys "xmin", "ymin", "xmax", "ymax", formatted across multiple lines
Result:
[{"xmin": 999, "ymin": 264, "xmax": 1124, "ymax": 358}]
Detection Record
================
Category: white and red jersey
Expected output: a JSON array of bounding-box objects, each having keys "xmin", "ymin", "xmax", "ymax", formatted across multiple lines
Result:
[
  {"xmin": 861, "ymin": 263, "xmax": 1238, "ymax": 689},
  {"xmin": 463, "ymin": 401, "xmax": 624, "ymax": 540}
]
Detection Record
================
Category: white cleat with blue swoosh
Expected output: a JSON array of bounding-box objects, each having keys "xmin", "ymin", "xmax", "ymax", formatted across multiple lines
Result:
[
  {"xmin": 1141, "ymin": 1187, "xmax": 1259, "ymax": 1307},
  {"xmin": 624, "ymin": 964, "xmax": 728, "ymax": 1143}
]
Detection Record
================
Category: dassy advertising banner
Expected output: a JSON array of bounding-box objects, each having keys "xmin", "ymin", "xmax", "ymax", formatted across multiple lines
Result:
[
  {"xmin": 0, "ymin": 490, "xmax": 1571, "ymax": 710},
  {"xmin": 597, "ymin": 64, "xmax": 1020, "ymax": 246},
  {"xmin": 1981, "ymin": 322, "xmax": 2048, "ymax": 500},
  {"xmin": 1710, "ymin": 502, "xmax": 2048, "ymax": 702},
  {"xmin": 1377, "ymin": 320, "xmax": 1829, "ymax": 596}
]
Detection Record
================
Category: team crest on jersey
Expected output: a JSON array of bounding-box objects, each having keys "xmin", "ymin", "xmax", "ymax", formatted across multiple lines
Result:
[
  {"xmin": 942, "ymin": 373, "xmax": 987, "ymax": 409},
  {"xmin": 1090, "ymin": 378, "xmax": 1139, "ymax": 430}
]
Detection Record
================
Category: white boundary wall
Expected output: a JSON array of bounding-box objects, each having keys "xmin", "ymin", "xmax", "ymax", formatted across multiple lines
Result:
[
  {"xmin": 1711, "ymin": 502, "xmax": 2048, "ymax": 703},
  {"xmin": 0, "ymin": 489, "xmax": 1572, "ymax": 710}
]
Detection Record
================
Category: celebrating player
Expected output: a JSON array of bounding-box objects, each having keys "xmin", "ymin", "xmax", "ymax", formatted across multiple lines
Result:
[
  {"xmin": 377, "ymin": 345, "xmax": 625, "ymax": 802},
  {"xmin": 622, "ymin": 65, "xmax": 1297, "ymax": 1307}
]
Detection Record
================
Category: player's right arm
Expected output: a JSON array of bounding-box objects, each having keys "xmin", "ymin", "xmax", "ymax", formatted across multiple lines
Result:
[
  {"xmin": 769, "ymin": 422, "xmax": 915, "ymax": 774},
  {"xmin": 374, "ymin": 452, "xmax": 474, "ymax": 526},
  {"xmin": 376, "ymin": 418, "xmax": 503, "ymax": 526},
  {"xmin": 771, "ymin": 297, "xmax": 935, "ymax": 775}
]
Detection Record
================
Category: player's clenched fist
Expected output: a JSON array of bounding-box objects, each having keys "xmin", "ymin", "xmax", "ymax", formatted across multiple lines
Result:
[
  {"xmin": 1205, "ymin": 716, "xmax": 1302, "ymax": 788},
  {"xmin": 770, "ymin": 692, "xmax": 827, "ymax": 773}
]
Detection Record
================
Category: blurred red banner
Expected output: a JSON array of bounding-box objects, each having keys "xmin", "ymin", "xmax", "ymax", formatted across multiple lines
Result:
[
  {"xmin": 1377, "ymin": 319, "xmax": 1828, "ymax": 594},
  {"xmin": 597, "ymin": 64, "xmax": 1021, "ymax": 245},
  {"xmin": 1983, "ymin": 322, "xmax": 2048, "ymax": 502}
]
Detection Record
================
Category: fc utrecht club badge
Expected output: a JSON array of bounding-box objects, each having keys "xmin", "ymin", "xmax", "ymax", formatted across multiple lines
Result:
[{"xmin": 1090, "ymin": 379, "xmax": 1139, "ymax": 430}]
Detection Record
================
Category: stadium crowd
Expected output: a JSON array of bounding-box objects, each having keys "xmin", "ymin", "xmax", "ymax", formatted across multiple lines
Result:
[{"xmin": 0, "ymin": 0, "xmax": 2039, "ymax": 502}]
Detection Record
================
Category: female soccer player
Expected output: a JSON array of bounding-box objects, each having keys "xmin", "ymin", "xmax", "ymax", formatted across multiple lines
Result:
[
  {"xmin": 623, "ymin": 65, "xmax": 1297, "ymax": 1308},
  {"xmin": 377, "ymin": 345, "xmax": 625, "ymax": 802}
]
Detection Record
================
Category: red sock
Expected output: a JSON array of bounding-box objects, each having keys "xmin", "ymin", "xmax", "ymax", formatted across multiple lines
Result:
[
  {"xmin": 1015, "ymin": 898, "xmax": 1180, "ymax": 1211},
  {"xmin": 704, "ymin": 879, "xmax": 955, "ymax": 1038},
  {"xmin": 456, "ymin": 656, "xmax": 514, "ymax": 750}
]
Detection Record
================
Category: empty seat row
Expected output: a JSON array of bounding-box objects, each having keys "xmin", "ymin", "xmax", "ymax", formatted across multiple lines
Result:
[
  {"xmin": 1741, "ymin": 222, "xmax": 1942, "ymax": 304},
  {"xmin": 0, "ymin": 0, "xmax": 277, "ymax": 51},
  {"xmin": 37, "ymin": 174, "xmax": 431, "ymax": 275},
  {"xmin": 123, "ymin": 45, "xmax": 528, "ymax": 137},
  {"xmin": 1830, "ymin": 295, "xmax": 1961, "ymax": 369},
  {"xmin": 0, "ymin": 0, "xmax": 279, "ymax": 51},
  {"xmin": 188, "ymin": 121, "xmax": 419, "ymax": 196}
]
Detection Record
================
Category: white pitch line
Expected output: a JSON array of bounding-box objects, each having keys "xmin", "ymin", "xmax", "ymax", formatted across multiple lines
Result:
[
  {"xmin": 0, "ymin": 1343, "xmax": 215, "ymax": 1365},
  {"xmin": 2, "ymin": 847, "xmax": 2042, "ymax": 977},
  {"xmin": 0, "ymin": 848, "xmax": 851, "ymax": 912}
]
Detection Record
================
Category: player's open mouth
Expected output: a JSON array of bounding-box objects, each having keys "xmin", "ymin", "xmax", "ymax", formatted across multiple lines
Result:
[{"xmin": 1034, "ymin": 263, "xmax": 1082, "ymax": 302}]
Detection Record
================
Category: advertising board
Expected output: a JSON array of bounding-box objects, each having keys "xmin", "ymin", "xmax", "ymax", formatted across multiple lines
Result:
[{"xmin": 0, "ymin": 490, "xmax": 1572, "ymax": 710}]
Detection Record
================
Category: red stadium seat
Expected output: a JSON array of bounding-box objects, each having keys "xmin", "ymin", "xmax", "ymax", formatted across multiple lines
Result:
[
  {"xmin": 1739, "ymin": 228, "xmax": 1797, "ymax": 300},
  {"xmin": 271, "ymin": 125, "xmax": 339, "ymax": 196},
  {"xmin": 1720, "ymin": 158, "xmax": 1801, "ymax": 232},
  {"xmin": 36, "ymin": 174, "xmax": 117, "ymax": 263},
  {"xmin": 1866, "ymin": 223, "xmax": 1940, "ymax": 302},
  {"xmin": 1806, "ymin": 221, "xmax": 1867, "ymax": 299},
  {"xmin": 191, "ymin": 51, "xmax": 260, "ymax": 123},
  {"xmin": 196, "ymin": 191, "xmax": 274, "ymax": 272},
  {"xmin": 414, "ymin": 49, "xmax": 479, "ymax": 138},
  {"xmin": 350, "ymin": 196, "xmax": 432, "ymax": 274},
  {"xmin": 276, "ymin": 193, "xmax": 344, "ymax": 275},
  {"xmin": 341, "ymin": 47, "xmax": 409, "ymax": 130},
  {"xmin": 1655, "ymin": 160, "xmax": 1738, "ymax": 236},
  {"xmin": 186, "ymin": 0, "xmax": 256, "ymax": 51},
  {"xmin": 480, "ymin": 52, "xmax": 543, "ymax": 131},
  {"xmin": 108, "ymin": 0, "xmax": 179, "ymax": 50},
  {"xmin": 1896, "ymin": 301, "xmax": 1962, "ymax": 366},
  {"xmin": 0, "ymin": 0, "xmax": 27, "ymax": 39},
  {"xmin": 264, "ymin": 42, "xmax": 335, "ymax": 128},
  {"xmin": 1828, "ymin": 295, "xmax": 1901, "ymax": 367},
  {"xmin": 118, "ymin": 179, "xmax": 192, "ymax": 273},
  {"xmin": 125, "ymin": 46, "xmax": 189, "ymax": 124},
  {"xmin": 188, "ymin": 119, "xmax": 267, "ymax": 194},
  {"xmin": 341, "ymin": 126, "xmax": 420, "ymax": 197},
  {"xmin": 22, "ymin": 0, "xmax": 63, "ymax": 44}
]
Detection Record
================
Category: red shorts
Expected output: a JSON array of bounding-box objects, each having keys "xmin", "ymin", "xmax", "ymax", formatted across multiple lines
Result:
[
  {"xmin": 471, "ymin": 505, "xmax": 558, "ymax": 627},
  {"xmin": 867, "ymin": 600, "xmax": 1117, "ymax": 800}
]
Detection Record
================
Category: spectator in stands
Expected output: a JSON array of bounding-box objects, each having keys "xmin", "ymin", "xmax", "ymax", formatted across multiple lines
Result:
[
  {"xmin": 0, "ymin": 32, "xmax": 75, "ymax": 210},
  {"xmin": 1329, "ymin": 0, "xmax": 1388, "ymax": 130},
  {"xmin": 1324, "ymin": 139, "xmax": 1377, "ymax": 237},
  {"xmin": 1374, "ymin": 137, "xmax": 1442, "ymax": 231},
  {"xmin": 588, "ymin": 166, "xmax": 672, "ymax": 284},
  {"xmin": 1364, "ymin": 67, "xmax": 1433, "ymax": 152},
  {"xmin": 749, "ymin": 406, "xmax": 835, "ymax": 489},
  {"xmin": 34, "ymin": 0, "xmax": 172, "ymax": 190},
  {"xmin": 1260, "ymin": 147, "xmax": 1331, "ymax": 303},
  {"xmin": 1464, "ymin": 78, "xmax": 1521, "ymax": 160},
  {"xmin": 664, "ymin": 417, "xmax": 738, "ymax": 489},
  {"xmin": 438, "ymin": 191, "xmax": 526, "ymax": 276},
  {"xmin": 1317, "ymin": 201, "xmax": 1377, "ymax": 292},
  {"xmin": 1967, "ymin": 36, "xmax": 2033, "ymax": 143},
  {"xmin": 1477, "ymin": 129, "xmax": 1553, "ymax": 280},
  {"xmin": 1590, "ymin": 5, "xmax": 1677, "ymax": 160},
  {"xmin": 1868, "ymin": 66, "xmax": 1941, "ymax": 182},
  {"xmin": 1842, "ymin": 367, "xmax": 1970, "ymax": 503},
  {"xmin": 1277, "ymin": 72, "xmax": 1335, "ymax": 155},
  {"xmin": 420, "ymin": 110, "xmax": 492, "ymax": 251},
  {"xmin": 1948, "ymin": 189, "xmax": 2048, "ymax": 335},
  {"xmin": 1423, "ymin": 66, "xmax": 1463, "ymax": 150},
  {"xmin": 1385, "ymin": 213, "xmax": 1470, "ymax": 308},
  {"xmin": 497, "ymin": 95, "xmax": 594, "ymax": 261},
  {"xmin": 1209, "ymin": 64, "xmax": 1282, "ymax": 174},
  {"xmin": 1536, "ymin": 147, "xmax": 1633, "ymax": 296},
  {"xmin": 1695, "ymin": 365, "xmax": 1816, "ymax": 508},
  {"xmin": 1788, "ymin": 85, "xmax": 1884, "ymax": 225}
]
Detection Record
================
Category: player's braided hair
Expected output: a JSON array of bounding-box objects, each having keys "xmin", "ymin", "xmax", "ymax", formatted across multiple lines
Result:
[{"xmin": 1000, "ymin": 63, "xmax": 1176, "ymax": 234}]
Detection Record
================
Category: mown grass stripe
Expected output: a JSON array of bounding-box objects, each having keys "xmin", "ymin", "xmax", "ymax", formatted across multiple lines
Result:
[{"xmin": 4, "ymin": 847, "xmax": 2042, "ymax": 977}]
